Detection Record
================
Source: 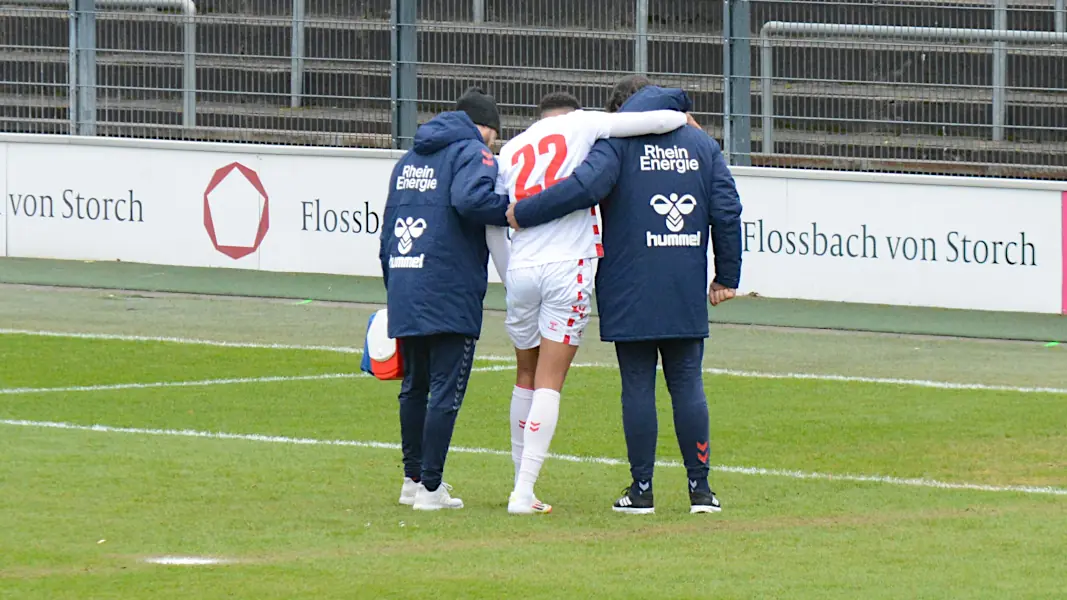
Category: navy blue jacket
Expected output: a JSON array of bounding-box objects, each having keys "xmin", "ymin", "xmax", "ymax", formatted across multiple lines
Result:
[
  {"xmin": 379, "ymin": 111, "xmax": 510, "ymax": 339},
  {"xmin": 513, "ymin": 87, "xmax": 743, "ymax": 342}
]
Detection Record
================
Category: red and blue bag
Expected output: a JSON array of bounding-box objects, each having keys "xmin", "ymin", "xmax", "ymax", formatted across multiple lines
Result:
[{"xmin": 360, "ymin": 308, "xmax": 404, "ymax": 381}]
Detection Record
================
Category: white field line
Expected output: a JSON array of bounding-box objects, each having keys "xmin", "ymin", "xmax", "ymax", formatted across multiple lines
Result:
[
  {"xmin": 0, "ymin": 328, "xmax": 365, "ymax": 354},
  {"xmin": 699, "ymin": 367, "xmax": 1067, "ymax": 395},
  {"xmin": 144, "ymin": 556, "xmax": 232, "ymax": 566},
  {"xmin": 2, "ymin": 418, "xmax": 1065, "ymax": 497},
  {"xmin": 0, "ymin": 373, "xmax": 365, "ymax": 395},
  {"xmin": 4, "ymin": 329, "xmax": 1066, "ymax": 396},
  {"xmin": 568, "ymin": 362, "xmax": 1067, "ymax": 396},
  {"xmin": 0, "ymin": 329, "xmax": 517, "ymax": 362},
  {"xmin": 0, "ymin": 365, "xmax": 519, "ymax": 396}
]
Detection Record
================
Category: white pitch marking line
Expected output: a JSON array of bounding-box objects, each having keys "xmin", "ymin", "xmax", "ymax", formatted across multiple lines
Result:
[
  {"xmin": 2, "ymin": 419, "xmax": 1065, "ymax": 497},
  {"xmin": 3, "ymin": 329, "xmax": 1066, "ymax": 395},
  {"xmin": 0, "ymin": 365, "xmax": 519, "ymax": 396},
  {"xmin": 0, "ymin": 328, "xmax": 364, "ymax": 354},
  {"xmin": 567, "ymin": 361, "xmax": 1067, "ymax": 396},
  {"xmin": 0, "ymin": 360, "xmax": 1063, "ymax": 398},
  {"xmin": 144, "ymin": 556, "xmax": 232, "ymax": 566},
  {"xmin": 0, "ymin": 373, "xmax": 365, "ymax": 395},
  {"xmin": 700, "ymin": 367, "xmax": 1067, "ymax": 395},
  {"xmin": 0, "ymin": 329, "xmax": 517, "ymax": 362}
]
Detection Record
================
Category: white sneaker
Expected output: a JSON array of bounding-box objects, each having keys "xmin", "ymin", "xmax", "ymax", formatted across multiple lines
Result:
[
  {"xmin": 507, "ymin": 492, "xmax": 552, "ymax": 515},
  {"xmin": 398, "ymin": 477, "xmax": 421, "ymax": 506},
  {"xmin": 412, "ymin": 482, "xmax": 464, "ymax": 511}
]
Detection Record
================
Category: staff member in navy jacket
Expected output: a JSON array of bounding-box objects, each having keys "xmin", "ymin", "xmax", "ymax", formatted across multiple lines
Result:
[
  {"xmin": 511, "ymin": 77, "xmax": 743, "ymax": 515},
  {"xmin": 380, "ymin": 87, "xmax": 511, "ymax": 511}
]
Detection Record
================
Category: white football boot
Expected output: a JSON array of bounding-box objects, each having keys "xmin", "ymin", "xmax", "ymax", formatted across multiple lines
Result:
[
  {"xmin": 398, "ymin": 477, "xmax": 421, "ymax": 506},
  {"xmin": 412, "ymin": 482, "xmax": 464, "ymax": 511},
  {"xmin": 507, "ymin": 492, "xmax": 553, "ymax": 515}
]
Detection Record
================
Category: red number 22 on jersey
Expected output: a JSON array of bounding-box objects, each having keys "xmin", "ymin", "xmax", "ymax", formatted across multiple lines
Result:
[{"xmin": 512, "ymin": 134, "xmax": 568, "ymax": 201}]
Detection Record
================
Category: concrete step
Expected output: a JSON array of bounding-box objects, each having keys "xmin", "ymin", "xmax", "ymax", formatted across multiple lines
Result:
[
  {"xmin": 4, "ymin": 92, "xmax": 1063, "ymax": 160},
  {"xmin": 5, "ymin": 49, "xmax": 1065, "ymax": 142},
  {"xmin": 192, "ymin": 0, "xmax": 633, "ymax": 27},
  {"xmin": 758, "ymin": 152, "xmax": 1067, "ymax": 181},
  {"xmin": 191, "ymin": 0, "xmax": 1066, "ymax": 33},
  {"xmin": 5, "ymin": 7, "xmax": 1066, "ymax": 85},
  {"xmin": 0, "ymin": 94, "xmax": 393, "ymax": 141},
  {"xmin": 11, "ymin": 45, "xmax": 1067, "ymax": 106}
]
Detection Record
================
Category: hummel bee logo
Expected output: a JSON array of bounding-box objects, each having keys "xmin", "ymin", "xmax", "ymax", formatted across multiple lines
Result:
[
  {"xmin": 394, "ymin": 217, "xmax": 427, "ymax": 255},
  {"xmin": 650, "ymin": 193, "xmax": 697, "ymax": 232}
]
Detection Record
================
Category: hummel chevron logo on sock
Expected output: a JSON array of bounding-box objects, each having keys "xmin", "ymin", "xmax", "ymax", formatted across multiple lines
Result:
[{"xmin": 696, "ymin": 441, "xmax": 709, "ymax": 463}]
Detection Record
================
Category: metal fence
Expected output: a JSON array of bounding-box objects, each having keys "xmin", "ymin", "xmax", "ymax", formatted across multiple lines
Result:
[
  {"xmin": 738, "ymin": 0, "xmax": 1067, "ymax": 179},
  {"xmin": 1, "ymin": 0, "xmax": 1065, "ymax": 179}
]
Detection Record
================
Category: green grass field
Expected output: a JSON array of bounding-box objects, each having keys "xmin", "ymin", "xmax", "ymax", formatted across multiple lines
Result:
[{"xmin": 1, "ymin": 285, "xmax": 1066, "ymax": 599}]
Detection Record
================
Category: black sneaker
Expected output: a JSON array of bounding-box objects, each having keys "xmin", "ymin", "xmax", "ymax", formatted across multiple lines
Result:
[
  {"xmin": 612, "ymin": 482, "xmax": 655, "ymax": 515},
  {"xmin": 689, "ymin": 489, "xmax": 722, "ymax": 514}
]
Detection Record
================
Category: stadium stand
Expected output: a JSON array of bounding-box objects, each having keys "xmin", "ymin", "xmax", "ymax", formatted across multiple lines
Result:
[{"xmin": 1, "ymin": 0, "xmax": 1065, "ymax": 177}]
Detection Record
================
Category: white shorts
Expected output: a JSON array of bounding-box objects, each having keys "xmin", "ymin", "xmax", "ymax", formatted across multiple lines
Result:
[{"xmin": 505, "ymin": 258, "xmax": 595, "ymax": 350}]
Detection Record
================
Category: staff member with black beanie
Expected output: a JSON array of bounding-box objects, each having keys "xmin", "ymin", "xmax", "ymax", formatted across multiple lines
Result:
[{"xmin": 380, "ymin": 87, "xmax": 510, "ymax": 511}]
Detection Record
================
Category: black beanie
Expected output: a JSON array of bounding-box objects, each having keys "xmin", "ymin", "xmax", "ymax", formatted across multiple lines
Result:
[{"xmin": 456, "ymin": 87, "xmax": 501, "ymax": 134}]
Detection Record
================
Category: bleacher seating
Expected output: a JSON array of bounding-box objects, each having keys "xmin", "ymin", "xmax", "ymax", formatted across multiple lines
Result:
[{"xmin": 2, "ymin": 0, "xmax": 1065, "ymax": 177}]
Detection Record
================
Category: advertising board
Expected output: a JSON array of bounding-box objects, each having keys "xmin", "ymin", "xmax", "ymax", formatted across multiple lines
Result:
[
  {"xmin": 2, "ymin": 134, "xmax": 1063, "ymax": 314},
  {"xmin": 727, "ymin": 171, "xmax": 1065, "ymax": 314},
  {"xmin": 0, "ymin": 141, "xmax": 6, "ymax": 258}
]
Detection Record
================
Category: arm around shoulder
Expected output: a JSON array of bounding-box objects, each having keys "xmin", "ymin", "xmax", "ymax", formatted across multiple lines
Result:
[
  {"xmin": 450, "ymin": 143, "xmax": 511, "ymax": 227},
  {"xmin": 595, "ymin": 110, "xmax": 688, "ymax": 139}
]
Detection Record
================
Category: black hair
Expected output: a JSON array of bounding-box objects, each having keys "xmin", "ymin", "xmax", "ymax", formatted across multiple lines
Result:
[
  {"xmin": 606, "ymin": 75, "xmax": 652, "ymax": 113},
  {"xmin": 538, "ymin": 91, "xmax": 581, "ymax": 115}
]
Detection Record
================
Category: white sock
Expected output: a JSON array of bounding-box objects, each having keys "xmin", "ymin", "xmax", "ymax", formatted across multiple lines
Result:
[
  {"xmin": 514, "ymin": 388, "xmax": 561, "ymax": 498},
  {"xmin": 510, "ymin": 386, "xmax": 535, "ymax": 486}
]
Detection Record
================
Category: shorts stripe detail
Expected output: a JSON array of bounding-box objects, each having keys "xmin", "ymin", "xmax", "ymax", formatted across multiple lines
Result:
[{"xmin": 589, "ymin": 207, "xmax": 602, "ymax": 257}]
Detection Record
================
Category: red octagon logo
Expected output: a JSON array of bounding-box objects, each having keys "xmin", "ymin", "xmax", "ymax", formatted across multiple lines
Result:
[{"xmin": 203, "ymin": 162, "xmax": 270, "ymax": 259}]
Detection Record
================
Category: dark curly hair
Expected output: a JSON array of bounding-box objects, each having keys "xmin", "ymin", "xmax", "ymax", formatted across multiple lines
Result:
[
  {"xmin": 606, "ymin": 75, "xmax": 652, "ymax": 113},
  {"xmin": 538, "ymin": 91, "xmax": 581, "ymax": 115}
]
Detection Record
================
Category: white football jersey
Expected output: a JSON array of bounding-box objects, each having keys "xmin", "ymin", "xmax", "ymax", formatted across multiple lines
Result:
[{"xmin": 494, "ymin": 108, "xmax": 688, "ymax": 271}]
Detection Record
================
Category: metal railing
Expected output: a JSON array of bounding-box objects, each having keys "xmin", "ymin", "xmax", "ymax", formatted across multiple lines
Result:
[
  {"xmin": 6, "ymin": 0, "xmax": 196, "ymax": 134},
  {"xmin": 1, "ymin": 0, "xmax": 1066, "ymax": 178},
  {"xmin": 290, "ymin": 0, "xmax": 304, "ymax": 109},
  {"xmin": 759, "ymin": 21, "xmax": 1067, "ymax": 151}
]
